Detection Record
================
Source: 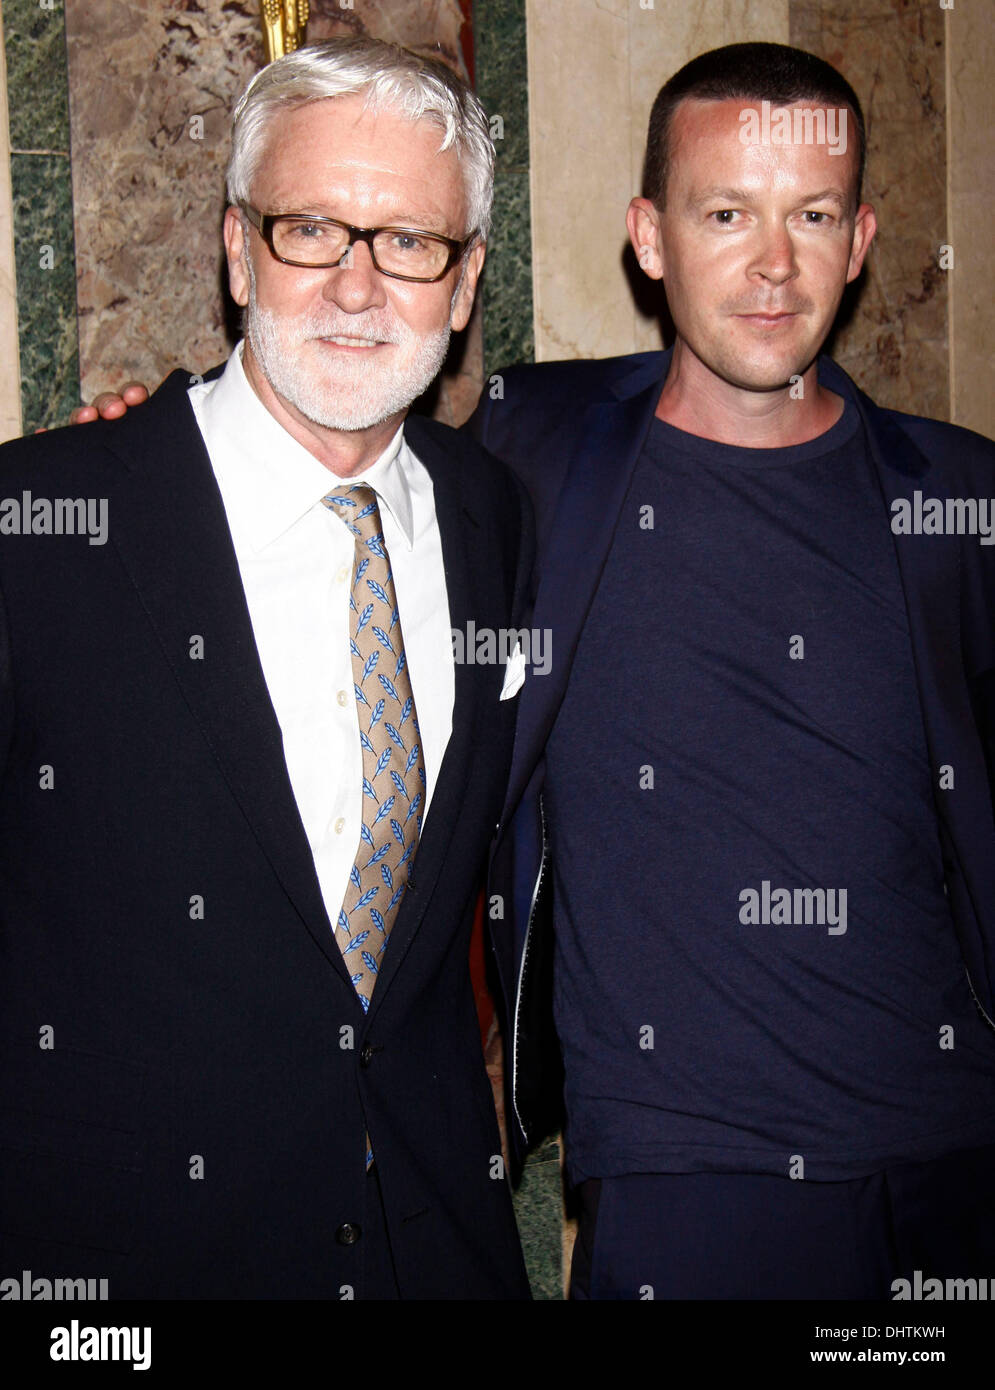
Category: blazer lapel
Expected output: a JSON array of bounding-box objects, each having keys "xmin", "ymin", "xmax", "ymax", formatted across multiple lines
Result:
[
  {"xmin": 104, "ymin": 371, "xmax": 354, "ymax": 988},
  {"xmin": 500, "ymin": 356, "xmax": 667, "ymax": 823}
]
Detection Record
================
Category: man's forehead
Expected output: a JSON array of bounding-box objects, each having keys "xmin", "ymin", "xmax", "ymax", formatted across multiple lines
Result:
[
  {"xmin": 668, "ymin": 96, "xmax": 858, "ymax": 197},
  {"xmin": 251, "ymin": 96, "xmax": 467, "ymax": 224}
]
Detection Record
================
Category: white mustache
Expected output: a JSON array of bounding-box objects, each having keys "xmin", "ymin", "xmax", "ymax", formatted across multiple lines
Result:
[{"xmin": 290, "ymin": 314, "xmax": 404, "ymax": 346}]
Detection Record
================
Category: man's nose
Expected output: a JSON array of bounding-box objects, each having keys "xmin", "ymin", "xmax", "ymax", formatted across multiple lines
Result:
[
  {"xmin": 321, "ymin": 237, "xmax": 388, "ymax": 312},
  {"xmin": 748, "ymin": 221, "xmax": 798, "ymax": 285}
]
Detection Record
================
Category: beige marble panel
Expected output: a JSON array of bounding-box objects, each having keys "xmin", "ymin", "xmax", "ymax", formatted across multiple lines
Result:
[
  {"xmin": 946, "ymin": 6, "xmax": 994, "ymax": 438},
  {"xmin": 790, "ymin": 0, "xmax": 948, "ymax": 419},
  {"xmin": 526, "ymin": 0, "xmax": 789, "ymax": 363},
  {"xmin": 0, "ymin": 20, "xmax": 21, "ymax": 443}
]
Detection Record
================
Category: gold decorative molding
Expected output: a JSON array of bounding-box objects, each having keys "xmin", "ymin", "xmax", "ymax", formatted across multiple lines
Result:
[{"xmin": 260, "ymin": 1, "xmax": 310, "ymax": 65}]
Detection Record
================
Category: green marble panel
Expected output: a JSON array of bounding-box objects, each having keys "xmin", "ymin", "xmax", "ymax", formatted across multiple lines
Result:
[
  {"xmin": 512, "ymin": 1135, "xmax": 565, "ymax": 1300},
  {"xmin": 9, "ymin": 153, "xmax": 80, "ymax": 430},
  {"xmin": 4, "ymin": 0, "xmax": 80, "ymax": 432},
  {"xmin": 474, "ymin": 0, "xmax": 534, "ymax": 377}
]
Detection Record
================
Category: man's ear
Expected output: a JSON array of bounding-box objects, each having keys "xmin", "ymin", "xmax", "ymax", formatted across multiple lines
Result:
[
  {"xmin": 846, "ymin": 202, "xmax": 877, "ymax": 285},
  {"xmin": 626, "ymin": 197, "xmax": 664, "ymax": 281},
  {"xmin": 451, "ymin": 240, "xmax": 486, "ymax": 332},
  {"xmin": 223, "ymin": 206, "xmax": 250, "ymax": 307}
]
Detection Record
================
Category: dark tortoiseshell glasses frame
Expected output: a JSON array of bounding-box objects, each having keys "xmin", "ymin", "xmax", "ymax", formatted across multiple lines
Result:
[{"xmin": 240, "ymin": 204, "xmax": 477, "ymax": 283}]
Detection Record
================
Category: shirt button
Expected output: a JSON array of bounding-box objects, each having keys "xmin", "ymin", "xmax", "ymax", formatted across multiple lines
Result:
[
  {"xmin": 360, "ymin": 1044, "xmax": 375, "ymax": 1068},
  {"xmin": 334, "ymin": 818, "xmax": 345, "ymax": 835},
  {"xmin": 335, "ymin": 1223, "xmax": 362, "ymax": 1246},
  {"xmin": 337, "ymin": 566, "xmax": 350, "ymax": 584},
  {"xmin": 336, "ymin": 690, "xmax": 348, "ymax": 707}
]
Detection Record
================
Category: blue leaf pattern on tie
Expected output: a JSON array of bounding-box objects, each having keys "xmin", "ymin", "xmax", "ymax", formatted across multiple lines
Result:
[
  {"xmin": 378, "ymin": 674, "xmax": 400, "ymax": 704},
  {"xmin": 381, "ymin": 864, "xmax": 393, "ymax": 890},
  {"xmin": 390, "ymin": 773, "xmax": 408, "ymax": 801},
  {"xmin": 369, "ymin": 699, "xmax": 385, "ymax": 731},
  {"xmin": 367, "ymin": 579, "xmax": 391, "ymax": 606},
  {"xmin": 372, "ymin": 795, "xmax": 395, "ymax": 827},
  {"xmin": 390, "ymin": 818, "xmax": 405, "ymax": 846},
  {"xmin": 362, "ymin": 651, "xmax": 379, "ymax": 683},
  {"xmin": 405, "ymin": 744, "xmax": 420, "ymax": 776},
  {"xmin": 373, "ymin": 747, "xmax": 392, "ymax": 780},
  {"xmin": 399, "ymin": 697, "xmax": 413, "ymax": 727},
  {"xmin": 356, "ymin": 603, "xmax": 374, "ymax": 635},
  {"xmin": 372, "ymin": 627, "xmax": 395, "ymax": 654},
  {"xmin": 384, "ymin": 723, "xmax": 405, "ymax": 753}
]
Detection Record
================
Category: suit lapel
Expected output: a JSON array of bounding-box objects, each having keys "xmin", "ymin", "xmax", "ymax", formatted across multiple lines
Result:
[
  {"xmin": 104, "ymin": 371, "xmax": 354, "ymax": 989},
  {"xmin": 500, "ymin": 360, "xmax": 666, "ymax": 822}
]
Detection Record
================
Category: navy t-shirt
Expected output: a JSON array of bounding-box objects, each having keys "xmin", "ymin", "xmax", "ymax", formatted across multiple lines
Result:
[{"xmin": 545, "ymin": 400, "xmax": 995, "ymax": 1183}]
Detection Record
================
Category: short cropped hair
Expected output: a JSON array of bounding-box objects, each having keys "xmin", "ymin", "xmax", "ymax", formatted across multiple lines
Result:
[
  {"xmin": 227, "ymin": 37, "xmax": 494, "ymax": 239},
  {"xmin": 644, "ymin": 42, "xmax": 866, "ymax": 208}
]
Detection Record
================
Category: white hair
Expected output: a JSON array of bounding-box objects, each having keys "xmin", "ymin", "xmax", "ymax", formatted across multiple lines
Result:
[{"xmin": 226, "ymin": 37, "xmax": 494, "ymax": 239}]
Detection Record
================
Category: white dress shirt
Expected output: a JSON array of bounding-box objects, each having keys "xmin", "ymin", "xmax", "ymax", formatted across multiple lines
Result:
[{"xmin": 188, "ymin": 343, "xmax": 454, "ymax": 930}]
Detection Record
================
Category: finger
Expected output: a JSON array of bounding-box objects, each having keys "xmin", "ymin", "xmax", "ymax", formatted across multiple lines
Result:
[
  {"xmin": 120, "ymin": 382, "xmax": 150, "ymax": 404},
  {"xmin": 69, "ymin": 405, "xmax": 99, "ymax": 424},
  {"xmin": 91, "ymin": 394, "xmax": 127, "ymax": 419}
]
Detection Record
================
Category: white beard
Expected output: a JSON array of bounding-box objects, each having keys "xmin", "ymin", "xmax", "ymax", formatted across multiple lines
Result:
[{"xmin": 244, "ymin": 260, "xmax": 454, "ymax": 431}]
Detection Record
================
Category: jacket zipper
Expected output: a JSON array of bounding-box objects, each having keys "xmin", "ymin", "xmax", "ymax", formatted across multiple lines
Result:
[
  {"xmin": 511, "ymin": 791, "xmax": 548, "ymax": 1144},
  {"xmin": 964, "ymin": 966, "xmax": 995, "ymax": 1033}
]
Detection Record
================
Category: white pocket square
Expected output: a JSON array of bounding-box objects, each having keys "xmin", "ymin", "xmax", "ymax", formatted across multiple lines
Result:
[{"xmin": 499, "ymin": 641, "xmax": 526, "ymax": 701}]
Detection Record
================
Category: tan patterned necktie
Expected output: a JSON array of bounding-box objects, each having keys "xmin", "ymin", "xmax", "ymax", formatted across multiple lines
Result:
[{"xmin": 322, "ymin": 483, "xmax": 425, "ymax": 1015}]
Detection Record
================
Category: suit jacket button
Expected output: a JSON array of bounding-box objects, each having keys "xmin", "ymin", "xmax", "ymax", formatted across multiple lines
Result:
[
  {"xmin": 335, "ymin": 1222, "xmax": 362, "ymax": 1245},
  {"xmin": 360, "ymin": 1044, "xmax": 375, "ymax": 1067}
]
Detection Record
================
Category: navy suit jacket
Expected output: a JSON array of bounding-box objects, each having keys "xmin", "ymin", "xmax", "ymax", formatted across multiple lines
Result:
[
  {"xmin": 471, "ymin": 348, "xmax": 995, "ymax": 1174},
  {"xmin": 0, "ymin": 368, "xmax": 534, "ymax": 1299}
]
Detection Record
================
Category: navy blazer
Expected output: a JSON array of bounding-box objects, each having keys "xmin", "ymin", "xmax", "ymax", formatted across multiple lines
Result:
[
  {"xmin": 471, "ymin": 348, "xmax": 995, "ymax": 1173},
  {"xmin": 0, "ymin": 369, "xmax": 534, "ymax": 1298}
]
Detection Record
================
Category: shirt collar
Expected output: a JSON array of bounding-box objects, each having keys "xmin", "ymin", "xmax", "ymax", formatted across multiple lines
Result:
[{"xmin": 199, "ymin": 342, "xmax": 416, "ymax": 553}]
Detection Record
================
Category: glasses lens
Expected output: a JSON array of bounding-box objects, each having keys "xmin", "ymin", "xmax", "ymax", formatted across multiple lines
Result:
[
  {"xmin": 372, "ymin": 230, "xmax": 450, "ymax": 280},
  {"xmin": 272, "ymin": 218, "xmax": 350, "ymax": 265}
]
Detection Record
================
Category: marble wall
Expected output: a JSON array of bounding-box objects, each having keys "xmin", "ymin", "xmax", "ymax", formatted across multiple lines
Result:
[
  {"xmin": 790, "ymin": 0, "xmax": 948, "ymax": 420},
  {"xmin": 3, "ymin": 0, "xmax": 80, "ymax": 432}
]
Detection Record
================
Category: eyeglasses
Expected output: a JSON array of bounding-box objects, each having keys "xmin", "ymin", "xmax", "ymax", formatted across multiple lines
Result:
[{"xmin": 240, "ymin": 204, "xmax": 476, "ymax": 283}]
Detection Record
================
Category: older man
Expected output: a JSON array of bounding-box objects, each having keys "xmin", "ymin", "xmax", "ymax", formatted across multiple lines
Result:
[{"xmin": 0, "ymin": 38, "xmax": 533, "ymax": 1299}]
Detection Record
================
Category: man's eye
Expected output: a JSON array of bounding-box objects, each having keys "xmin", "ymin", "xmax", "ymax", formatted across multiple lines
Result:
[
  {"xmin": 388, "ymin": 233, "xmax": 428, "ymax": 253},
  {"xmin": 711, "ymin": 210, "xmax": 739, "ymax": 224},
  {"xmin": 802, "ymin": 211, "xmax": 830, "ymax": 224},
  {"xmin": 292, "ymin": 222, "xmax": 327, "ymax": 238}
]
